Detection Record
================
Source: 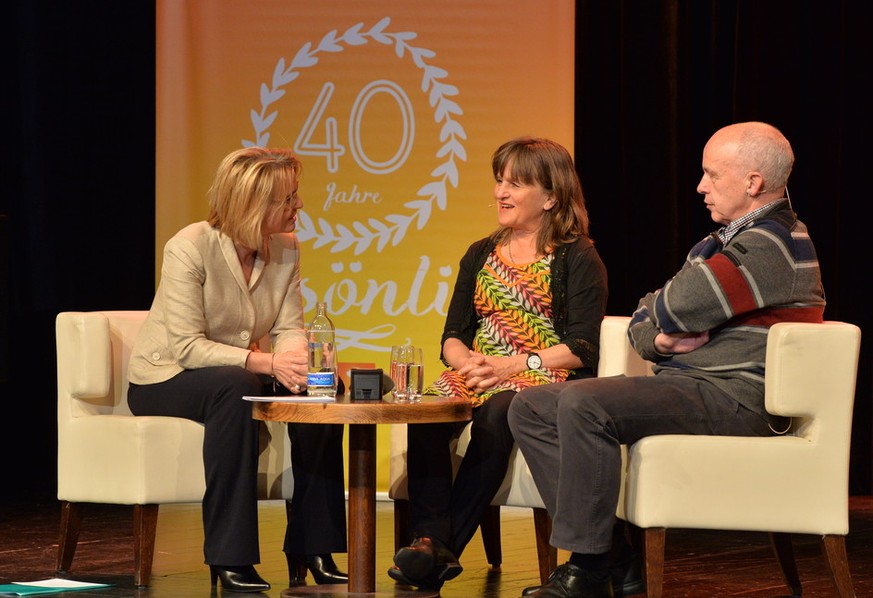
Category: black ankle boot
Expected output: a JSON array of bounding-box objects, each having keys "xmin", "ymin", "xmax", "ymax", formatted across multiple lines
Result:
[
  {"xmin": 286, "ymin": 553, "xmax": 349, "ymax": 585},
  {"xmin": 209, "ymin": 565, "xmax": 270, "ymax": 592},
  {"xmin": 391, "ymin": 536, "xmax": 462, "ymax": 589}
]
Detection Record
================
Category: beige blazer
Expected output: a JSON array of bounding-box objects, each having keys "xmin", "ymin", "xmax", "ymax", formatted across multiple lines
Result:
[{"xmin": 128, "ymin": 221, "xmax": 306, "ymax": 385}]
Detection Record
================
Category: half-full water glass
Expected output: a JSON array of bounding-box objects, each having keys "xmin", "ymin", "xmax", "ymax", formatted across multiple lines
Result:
[
  {"xmin": 390, "ymin": 345, "xmax": 409, "ymax": 401},
  {"xmin": 406, "ymin": 347, "xmax": 424, "ymax": 402},
  {"xmin": 390, "ymin": 345, "xmax": 424, "ymax": 402}
]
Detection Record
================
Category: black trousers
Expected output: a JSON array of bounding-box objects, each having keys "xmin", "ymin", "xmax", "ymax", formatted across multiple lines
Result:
[
  {"xmin": 406, "ymin": 390, "xmax": 516, "ymax": 557},
  {"xmin": 129, "ymin": 366, "xmax": 347, "ymax": 565},
  {"xmin": 284, "ymin": 422, "xmax": 347, "ymax": 555}
]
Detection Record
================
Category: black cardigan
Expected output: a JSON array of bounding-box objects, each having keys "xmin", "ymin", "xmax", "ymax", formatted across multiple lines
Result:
[{"xmin": 439, "ymin": 235, "xmax": 608, "ymax": 378}]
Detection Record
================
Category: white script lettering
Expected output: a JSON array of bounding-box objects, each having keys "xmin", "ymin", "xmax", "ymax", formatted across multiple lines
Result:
[
  {"xmin": 301, "ymin": 256, "xmax": 452, "ymax": 318},
  {"xmin": 323, "ymin": 181, "xmax": 383, "ymax": 211}
]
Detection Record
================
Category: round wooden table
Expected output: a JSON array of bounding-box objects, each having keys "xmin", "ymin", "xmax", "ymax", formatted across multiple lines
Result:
[{"xmin": 252, "ymin": 394, "xmax": 472, "ymax": 595}]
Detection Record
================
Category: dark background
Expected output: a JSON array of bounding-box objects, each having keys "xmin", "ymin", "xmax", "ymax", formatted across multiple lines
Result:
[{"xmin": 3, "ymin": 1, "xmax": 871, "ymax": 499}]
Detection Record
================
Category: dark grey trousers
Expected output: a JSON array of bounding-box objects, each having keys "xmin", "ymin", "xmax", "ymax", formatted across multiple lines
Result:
[{"xmin": 507, "ymin": 374, "xmax": 772, "ymax": 555}]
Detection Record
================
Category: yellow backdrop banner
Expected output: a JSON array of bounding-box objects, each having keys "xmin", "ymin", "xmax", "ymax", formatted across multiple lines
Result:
[{"xmin": 156, "ymin": 0, "xmax": 575, "ymax": 491}]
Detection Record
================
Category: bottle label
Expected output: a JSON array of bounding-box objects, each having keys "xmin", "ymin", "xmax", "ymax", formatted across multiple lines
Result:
[{"xmin": 307, "ymin": 371, "xmax": 337, "ymax": 388}]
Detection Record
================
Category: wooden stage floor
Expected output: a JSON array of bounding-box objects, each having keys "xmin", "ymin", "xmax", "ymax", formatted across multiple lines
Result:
[{"xmin": 1, "ymin": 494, "xmax": 872, "ymax": 597}]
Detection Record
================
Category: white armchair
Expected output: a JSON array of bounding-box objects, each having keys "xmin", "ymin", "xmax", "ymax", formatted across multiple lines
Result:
[
  {"xmin": 55, "ymin": 310, "xmax": 294, "ymax": 586},
  {"xmin": 618, "ymin": 321, "xmax": 862, "ymax": 597},
  {"xmin": 388, "ymin": 315, "xmax": 650, "ymax": 583}
]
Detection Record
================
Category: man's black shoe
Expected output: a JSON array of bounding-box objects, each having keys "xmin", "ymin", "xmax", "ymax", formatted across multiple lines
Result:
[
  {"xmin": 391, "ymin": 536, "xmax": 462, "ymax": 589},
  {"xmin": 521, "ymin": 562, "xmax": 613, "ymax": 598},
  {"xmin": 523, "ymin": 552, "xmax": 643, "ymax": 597}
]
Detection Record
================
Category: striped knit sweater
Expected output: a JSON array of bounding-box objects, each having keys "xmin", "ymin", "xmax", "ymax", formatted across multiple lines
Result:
[{"xmin": 628, "ymin": 199, "xmax": 826, "ymax": 421}]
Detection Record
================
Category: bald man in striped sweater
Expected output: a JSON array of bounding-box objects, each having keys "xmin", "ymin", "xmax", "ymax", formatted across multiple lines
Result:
[{"xmin": 508, "ymin": 121, "xmax": 826, "ymax": 598}]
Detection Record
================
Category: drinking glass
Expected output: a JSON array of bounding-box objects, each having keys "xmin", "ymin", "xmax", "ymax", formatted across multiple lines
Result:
[
  {"xmin": 406, "ymin": 347, "xmax": 424, "ymax": 402},
  {"xmin": 390, "ymin": 345, "xmax": 410, "ymax": 401}
]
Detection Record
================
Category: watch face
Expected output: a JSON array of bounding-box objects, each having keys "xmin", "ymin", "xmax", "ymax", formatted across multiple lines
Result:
[{"xmin": 527, "ymin": 353, "xmax": 542, "ymax": 369}]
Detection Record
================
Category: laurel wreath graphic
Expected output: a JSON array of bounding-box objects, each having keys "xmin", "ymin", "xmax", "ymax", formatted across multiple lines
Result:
[{"xmin": 244, "ymin": 17, "xmax": 467, "ymax": 255}]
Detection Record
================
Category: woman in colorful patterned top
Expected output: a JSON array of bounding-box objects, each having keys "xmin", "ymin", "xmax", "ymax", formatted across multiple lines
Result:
[{"xmin": 388, "ymin": 137, "xmax": 609, "ymax": 591}]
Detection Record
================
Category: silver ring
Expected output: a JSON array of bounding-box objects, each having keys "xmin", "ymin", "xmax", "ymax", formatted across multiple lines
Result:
[{"xmin": 293, "ymin": 384, "xmax": 301, "ymax": 393}]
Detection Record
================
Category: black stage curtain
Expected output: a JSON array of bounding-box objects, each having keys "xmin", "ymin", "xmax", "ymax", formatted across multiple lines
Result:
[
  {"xmin": 4, "ymin": 3, "xmax": 156, "ymax": 499},
  {"xmin": 574, "ymin": 0, "xmax": 872, "ymax": 494},
  {"xmin": 4, "ymin": 1, "xmax": 871, "ymax": 497}
]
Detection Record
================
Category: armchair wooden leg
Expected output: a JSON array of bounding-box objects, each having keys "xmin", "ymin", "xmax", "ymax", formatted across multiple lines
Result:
[
  {"xmin": 56, "ymin": 500, "xmax": 82, "ymax": 574},
  {"xmin": 532, "ymin": 507, "xmax": 557, "ymax": 584},
  {"xmin": 642, "ymin": 527, "xmax": 666, "ymax": 598},
  {"xmin": 58, "ymin": 501, "xmax": 159, "ymax": 587},
  {"xmin": 770, "ymin": 531, "xmax": 802, "ymax": 596},
  {"xmin": 821, "ymin": 534, "xmax": 856, "ymax": 597},
  {"xmin": 479, "ymin": 505, "xmax": 502, "ymax": 570},
  {"xmin": 132, "ymin": 504, "xmax": 159, "ymax": 587}
]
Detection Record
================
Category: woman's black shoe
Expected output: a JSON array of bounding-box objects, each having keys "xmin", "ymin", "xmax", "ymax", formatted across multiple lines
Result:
[
  {"xmin": 209, "ymin": 565, "xmax": 270, "ymax": 593},
  {"xmin": 286, "ymin": 553, "xmax": 349, "ymax": 585}
]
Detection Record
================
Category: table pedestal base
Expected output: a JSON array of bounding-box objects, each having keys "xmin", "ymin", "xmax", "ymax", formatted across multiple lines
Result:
[
  {"xmin": 252, "ymin": 395, "xmax": 471, "ymax": 596},
  {"xmin": 281, "ymin": 584, "xmax": 439, "ymax": 597}
]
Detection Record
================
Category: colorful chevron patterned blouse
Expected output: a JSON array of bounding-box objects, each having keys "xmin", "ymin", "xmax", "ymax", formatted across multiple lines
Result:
[{"xmin": 425, "ymin": 247, "xmax": 570, "ymax": 407}]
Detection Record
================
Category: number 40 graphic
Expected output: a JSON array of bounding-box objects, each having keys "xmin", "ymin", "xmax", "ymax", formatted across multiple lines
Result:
[{"xmin": 294, "ymin": 80, "xmax": 415, "ymax": 175}]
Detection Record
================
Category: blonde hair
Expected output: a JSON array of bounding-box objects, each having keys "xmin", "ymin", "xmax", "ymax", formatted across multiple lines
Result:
[
  {"xmin": 206, "ymin": 147, "xmax": 301, "ymax": 255},
  {"xmin": 490, "ymin": 136, "xmax": 591, "ymax": 255}
]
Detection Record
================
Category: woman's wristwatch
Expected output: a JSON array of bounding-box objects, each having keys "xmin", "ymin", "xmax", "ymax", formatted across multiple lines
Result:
[{"xmin": 526, "ymin": 352, "xmax": 542, "ymax": 370}]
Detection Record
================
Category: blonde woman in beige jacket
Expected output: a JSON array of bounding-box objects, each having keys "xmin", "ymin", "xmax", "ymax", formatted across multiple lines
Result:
[{"xmin": 128, "ymin": 147, "xmax": 348, "ymax": 592}]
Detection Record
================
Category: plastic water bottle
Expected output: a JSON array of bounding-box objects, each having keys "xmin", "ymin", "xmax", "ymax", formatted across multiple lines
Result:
[{"xmin": 307, "ymin": 302, "xmax": 338, "ymax": 397}]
